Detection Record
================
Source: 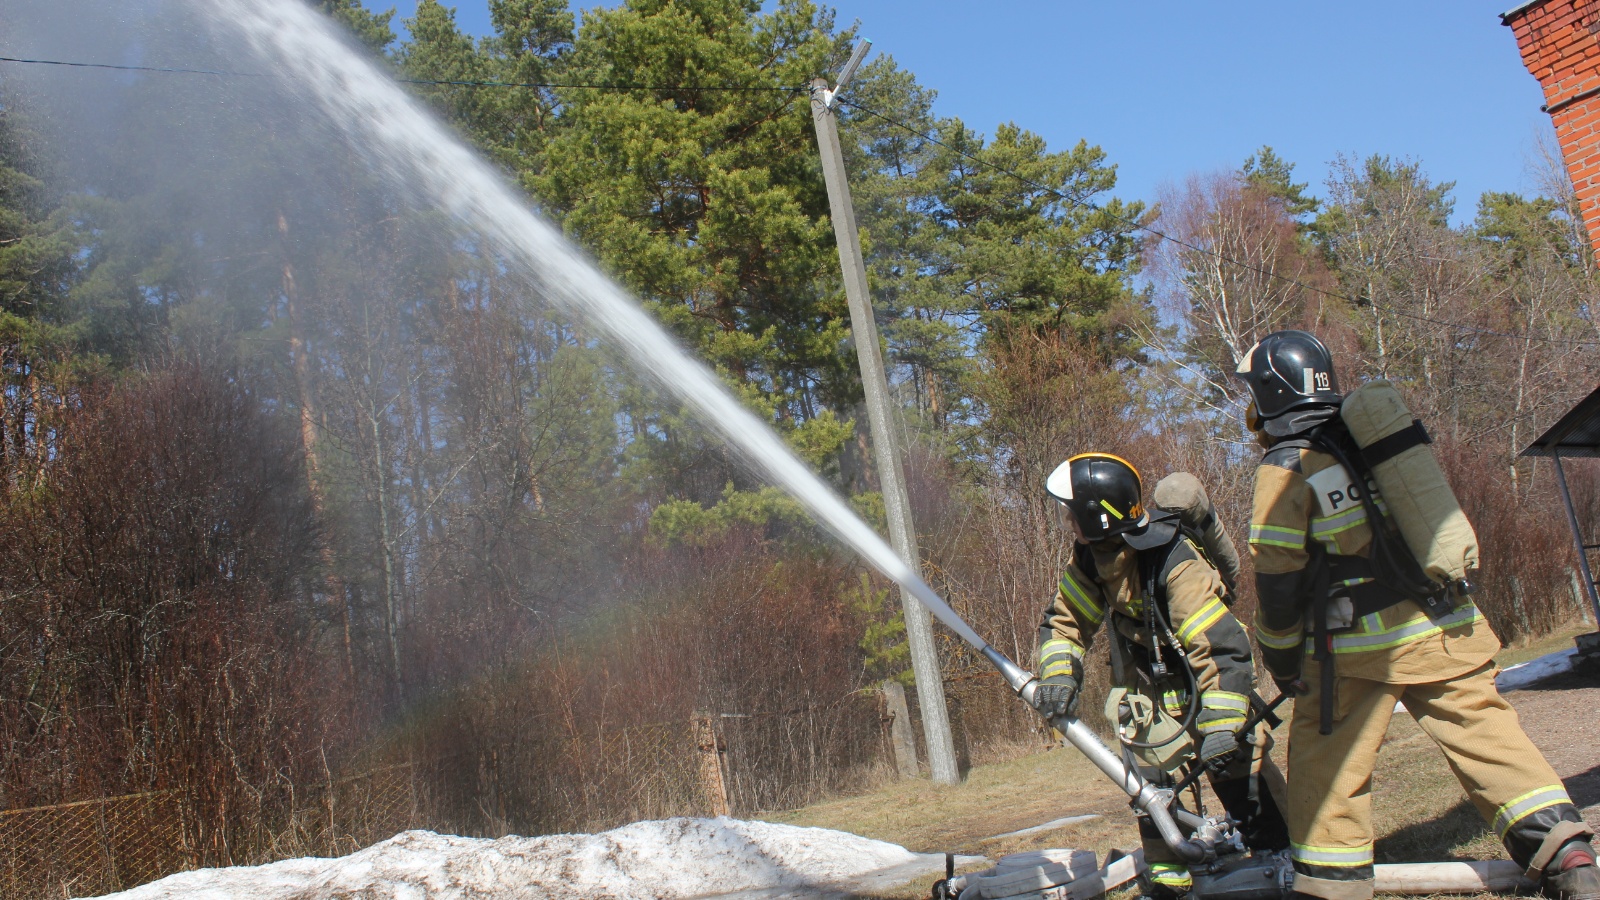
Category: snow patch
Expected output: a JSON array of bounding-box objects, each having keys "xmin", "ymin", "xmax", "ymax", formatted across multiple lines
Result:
[
  {"xmin": 92, "ymin": 817, "xmax": 967, "ymax": 900},
  {"xmin": 1497, "ymin": 648, "xmax": 1579, "ymax": 693}
]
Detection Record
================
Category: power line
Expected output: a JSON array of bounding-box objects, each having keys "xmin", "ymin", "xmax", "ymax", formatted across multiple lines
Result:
[
  {"xmin": 0, "ymin": 55, "xmax": 253, "ymax": 77},
  {"xmin": 397, "ymin": 76, "xmax": 802, "ymax": 93},
  {"xmin": 833, "ymin": 94, "xmax": 1600, "ymax": 350},
  {"xmin": 0, "ymin": 54, "xmax": 804, "ymax": 93}
]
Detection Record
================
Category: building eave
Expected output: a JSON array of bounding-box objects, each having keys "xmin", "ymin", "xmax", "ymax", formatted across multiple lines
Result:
[{"xmin": 1501, "ymin": 0, "xmax": 1551, "ymax": 23}]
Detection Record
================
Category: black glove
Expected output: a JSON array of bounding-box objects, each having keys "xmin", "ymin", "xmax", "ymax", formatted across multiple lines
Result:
[
  {"xmin": 1198, "ymin": 730, "xmax": 1240, "ymax": 771},
  {"xmin": 1033, "ymin": 674, "xmax": 1080, "ymax": 720}
]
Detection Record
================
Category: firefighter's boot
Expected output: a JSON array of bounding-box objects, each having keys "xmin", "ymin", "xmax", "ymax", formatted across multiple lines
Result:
[{"xmin": 1544, "ymin": 842, "xmax": 1600, "ymax": 900}]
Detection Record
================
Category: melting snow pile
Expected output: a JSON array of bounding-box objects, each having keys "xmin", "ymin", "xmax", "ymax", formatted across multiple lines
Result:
[{"xmin": 95, "ymin": 816, "xmax": 960, "ymax": 900}]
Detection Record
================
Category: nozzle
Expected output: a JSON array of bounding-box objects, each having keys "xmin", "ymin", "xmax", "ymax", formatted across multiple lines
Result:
[{"xmin": 980, "ymin": 644, "xmax": 1037, "ymax": 702}]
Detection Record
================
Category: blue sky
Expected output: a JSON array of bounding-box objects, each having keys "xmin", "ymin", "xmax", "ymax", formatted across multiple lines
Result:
[{"xmin": 381, "ymin": 1, "xmax": 1550, "ymax": 224}]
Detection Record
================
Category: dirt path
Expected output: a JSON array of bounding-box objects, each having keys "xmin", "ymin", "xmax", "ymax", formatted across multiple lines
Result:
[{"xmin": 1502, "ymin": 668, "xmax": 1600, "ymax": 833}]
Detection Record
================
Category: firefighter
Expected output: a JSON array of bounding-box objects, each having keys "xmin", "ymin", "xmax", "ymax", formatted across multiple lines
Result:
[
  {"xmin": 1236, "ymin": 329, "xmax": 1600, "ymax": 900},
  {"xmin": 1033, "ymin": 452, "xmax": 1290, "ymax": 898}
]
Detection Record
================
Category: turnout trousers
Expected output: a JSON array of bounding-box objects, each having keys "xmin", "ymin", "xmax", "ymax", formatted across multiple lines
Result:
[{"xmin": 1287, "ymin": 659, "xmax": 1589, "ymax": 900}]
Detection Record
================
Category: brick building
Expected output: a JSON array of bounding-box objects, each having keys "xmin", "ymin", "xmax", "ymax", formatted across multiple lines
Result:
[{"xmin": 1504, "ymin": 0, "xmax": 1600, "ymax": 258}]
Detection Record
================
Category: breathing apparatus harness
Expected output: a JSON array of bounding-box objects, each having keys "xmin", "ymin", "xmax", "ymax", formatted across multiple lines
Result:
[
  {"xmin": 1095, "ymin": 516, "xmax": 1238, "ymax": 763},
  {"xmin": 1274, "ymin": 418, "xmax": 1471, "ymax": 732}
]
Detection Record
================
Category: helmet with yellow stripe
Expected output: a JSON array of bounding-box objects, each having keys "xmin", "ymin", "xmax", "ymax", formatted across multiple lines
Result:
[{"xmin": 1045, "ymin": 452, "xmax": 1148, "ymax": 543}]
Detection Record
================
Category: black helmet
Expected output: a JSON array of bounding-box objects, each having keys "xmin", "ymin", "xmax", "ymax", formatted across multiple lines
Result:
[
  {"xmin": 1235, "ymin": 330, "xmax": 1342, "ymax": 437},
  {"xmin": 1045, "ymin": 452, "xmax": 1165, "ymax": 545}
]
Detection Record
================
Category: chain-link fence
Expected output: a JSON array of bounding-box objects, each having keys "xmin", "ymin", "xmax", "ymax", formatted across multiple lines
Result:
[
  {"xmin": 0, "ymin": 764, "xmax": 418, "ymax": 900},
  {"xmin": 0, "ymin": 698, "xmax": 898, "ymax": 898},
  {"xmin": 0, "ymin": 789, "xmax": 191, "ymax": 899}
]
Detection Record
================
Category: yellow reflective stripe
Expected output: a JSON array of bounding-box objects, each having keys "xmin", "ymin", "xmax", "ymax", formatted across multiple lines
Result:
[
  {"xmin": 1039, "ymin": 638, "xmax": 1082, "ymax": 662},
  {"xmin": 1059, "ymin": 572, "xmax": 1105, "ymax": 626},
  {"xmin": 1309, "ymin": 506, "xmax": 1368, "ymax": 538},
  {"xmin": 1256, "ymin": 625, "xmax": 1304, "ymax": 650},
  {"xmin": 1099, "ymin": 498, "xmax": 1125, "ymax": 520},
  {"xmin": 1175, "ymin": 597, "xmax": 1228, "ymax": 645},
  {"xmin": 1038, "ymin": 638, "xmax": 1082, "ymax": 680},
  {"xmin": 1040, "ymin": 660, "xmax": 1075, "ymax": 680},
  {"xmin": 1196, "ymin": 715, "xmax": 1247, "ymax": 733},
  {"xmin": 1148, "ymin": 863, "xmax": 1192, "ymax": 888},
  {"xmin": 1249, "ymin": 523, "xmax": 1306, "ymax": 548},
  {"xmin": 1291, "ymin": 843, "xmax": 1374, "ymax": 867},
  {"xmin": 1201, "ymin": 691, "xmax": 1249, "ymax": 712},
  {"xmin": 1493, "ymin": 786, "xmax": 1572, "ymax": 837},
  {"xmin": 1330, "ymin": 603, "xmax": 1482, "ymax": 654}
]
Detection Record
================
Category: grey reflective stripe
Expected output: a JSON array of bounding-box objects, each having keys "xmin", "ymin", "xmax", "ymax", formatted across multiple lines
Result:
[
  {"xmin": 1291, "ymin": 844, "xmax": 1374, "ymax": 867},
  {"xmin": 1310, "ymin": 505, "xmax": 1368, "ymax": 538},
  {"xmin": 1257, "ymin": 629, "xmax": 1304, "ymax": 650},
  {"xmin": 1040, "ymin": 639, "xmax": 1082, "ymax": 664},
  {"xmin": 1493, "ymin": 786, "xmax": 1572, "ymax": 837},
  {"xmin": 1330, "ymin": 603, "xmax": 1480, "ymax": 654},
  {"xmin": 1039, "ymin": 639, "xmax": 1082, "ymax": 680},
  {"xmin": 1249, "ymin": 523, "xmax": 1306, "ymax": 548},
  {"xmin": 1201, "ymin": 691, "xmax": 1249, "ymax": 712},
  {"xmin": 1059, "ymin": 572, "xmax": 1105, "ymax": 625}
]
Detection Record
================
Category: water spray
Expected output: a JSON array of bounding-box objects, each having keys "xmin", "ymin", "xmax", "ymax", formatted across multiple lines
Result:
[
  {"xmin": 177, "ymin": 0, "xmax": 1213, "ymax": 867},
  {"xmin": 115, "ymin": 6, "xmax": 1539, "ymax": 897}
]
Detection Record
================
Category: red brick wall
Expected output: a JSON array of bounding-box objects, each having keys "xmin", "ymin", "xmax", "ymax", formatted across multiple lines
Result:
[{"xmin": 1506, "ymin": 0, "xmax": 1600, "ymax": 258}]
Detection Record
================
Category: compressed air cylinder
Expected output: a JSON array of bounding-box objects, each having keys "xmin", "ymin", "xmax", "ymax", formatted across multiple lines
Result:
[
  {"xmin": 1152, "ymin": 472, "xmax": 1242, "ymax": 592},
  {"xmin": 1340, "ymin": 380, "xmax": 1479, "ymax": 585}
]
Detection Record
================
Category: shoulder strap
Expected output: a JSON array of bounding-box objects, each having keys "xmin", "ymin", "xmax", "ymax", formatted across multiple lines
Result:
[
  {"xmin": 1306, "ymin": 423, "xmax": 1452, "ymax": 616},
  {"xmin": 1361, "ymin": 419, "xmax": 1431, "ymax": 468},
  {"xmin": 1136, "ymin": 527, "xmax": 1190, "ymax": 612},
  {"xmin": 1157, "ymin": 536, "xmax": 1200, "ymax": 594}
]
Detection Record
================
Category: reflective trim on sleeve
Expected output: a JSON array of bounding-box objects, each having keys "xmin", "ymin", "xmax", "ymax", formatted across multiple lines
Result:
[
  {"xmin": 1196, "ymin": 691, "xmax": 1250, "ymax": 732},
  {"xmin": 1493, "ymin": 786, "xmax": 1573, "ymax": 838},
  {"xmin": 1291, "ymin": 843, "xmax": 1375, "ymax": 868},
  {"xmin": 1201, "ymin": 690, "xmax": 1249, "ymax": 712},
  {"xmin": 1196, "ymin": 714, "xmax": 1247, "ymax": 733},
  {"xmin": 1040, "ymin": 638, "xmax": 1083, "ymax": 662},
  {"xmin": 1249, "ymin": 523, "xmax": 1307, "ymax": 549},
  {"xmin": 1175, "ymin": 597, "xmax": 1229, "ymax": 646},
  {"xmin": 1058, "ymin": 571, "xmax": 1105, "ymax": 627},
  {"xmin": 1330, "ymin": 603, "xmax": 1482, "ymax": 654},
  {"xmin": 1039, "ymin": 638, "xmax": 1084, "ymax": 680}
]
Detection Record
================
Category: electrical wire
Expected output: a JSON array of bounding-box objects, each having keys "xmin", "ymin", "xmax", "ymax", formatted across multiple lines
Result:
[
  {"xmin": 0, "ymin": 55, "xmax": 254, "ymax": 77},
  {"xmin": 397, "ymin": 77, "xmax": 803, "ymax": 93},
  {"xmin": 0, "ymin": 54, "xmax": 804, "ymax": 93},
  {"xmin": 833, "ymin": 93, "xmax": 1600, "ymax": 350}
]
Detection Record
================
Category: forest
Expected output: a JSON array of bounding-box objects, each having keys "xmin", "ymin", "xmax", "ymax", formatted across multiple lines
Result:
[{"xmin": 1, "ymin": 0, "xmax": 1598, "ymax": 878}]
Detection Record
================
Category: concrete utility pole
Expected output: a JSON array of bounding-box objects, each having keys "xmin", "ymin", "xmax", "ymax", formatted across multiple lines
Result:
[{"xmin": 808, "ymin": 42, "xmax": 960, "ymax": 786}]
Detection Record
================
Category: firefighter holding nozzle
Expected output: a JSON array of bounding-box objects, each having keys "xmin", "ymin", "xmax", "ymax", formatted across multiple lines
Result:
[
  {"xmin": 1033, "ymin": 452, "xmax": 1290, "ymax": 898},
  {"xmin": 1236, "ymin": 330, "xmax": 1600, "ymax": 900}
]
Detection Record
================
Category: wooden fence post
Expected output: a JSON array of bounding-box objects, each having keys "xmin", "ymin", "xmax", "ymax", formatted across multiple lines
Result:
[
  {"xmin": 693, "ymin": 713, "xmax": 730, "ymax": 817},
  {"xmin": 880, "ymin": 682, "xmax": 920, "ymax": 780}
]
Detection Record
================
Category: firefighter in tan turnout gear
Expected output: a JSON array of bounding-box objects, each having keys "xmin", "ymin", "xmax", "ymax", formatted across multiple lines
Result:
[
  {"xmin": 1237, "ymin": 330, "xmax": 1600, "ymax": 900},
  {"xmin": 1034, "ymin": 453, "xmax": 1290, "ymax": 898}
]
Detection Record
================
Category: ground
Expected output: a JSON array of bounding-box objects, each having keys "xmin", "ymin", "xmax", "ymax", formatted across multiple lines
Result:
[
  {"xmin": 766, "ymin": 622, "xmax": 1600, "ymax": 899},
  {"xmin": 92, "ymin": 624, "xmax": 1599, "ymax": 900}
]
